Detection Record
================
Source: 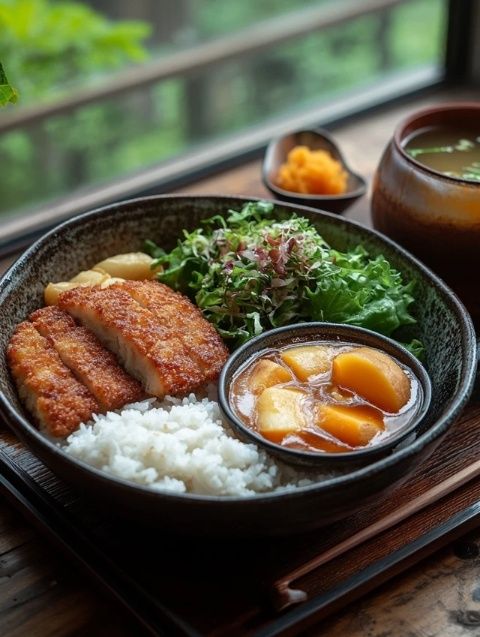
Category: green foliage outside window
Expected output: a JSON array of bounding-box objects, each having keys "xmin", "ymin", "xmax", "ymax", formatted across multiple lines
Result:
[
  {"xmin": 0, "ymin": 62, "xmax": 17, "ymax": 106},
  {"xmin": 0, "ymin": 0, "xmax": 445, "ymax": 218},
  {"xmin": 0, "ymin": 0, "xmax": 150, "ymax": 103}
]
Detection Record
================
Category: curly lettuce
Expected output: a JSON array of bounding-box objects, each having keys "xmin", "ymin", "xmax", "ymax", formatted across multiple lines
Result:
[{"xmin": 146, "ymin": 201, "xmax": 422, "ymax": 356}]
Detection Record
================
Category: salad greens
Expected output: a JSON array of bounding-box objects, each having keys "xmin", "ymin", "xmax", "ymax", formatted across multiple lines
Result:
[{"xmin": 146, "ymin": 201, "xmax": 422, "ymax": 355}]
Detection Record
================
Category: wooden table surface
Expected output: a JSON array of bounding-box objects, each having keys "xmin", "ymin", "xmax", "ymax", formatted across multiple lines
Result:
[{"xmin": 1, "ymin": 88, "xmax": 480, "ymax": 637}]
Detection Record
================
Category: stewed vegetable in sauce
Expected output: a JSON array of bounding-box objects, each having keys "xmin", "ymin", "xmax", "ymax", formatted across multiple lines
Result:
[{"xmin": 230, "ymin": 341, "xmax": 421, "ymax": 453}]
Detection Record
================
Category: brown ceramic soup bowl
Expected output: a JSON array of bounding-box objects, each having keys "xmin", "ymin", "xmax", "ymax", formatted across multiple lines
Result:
[{"xmin": 371, "ymin": 103, "xmax": 480, "ymax": 324}]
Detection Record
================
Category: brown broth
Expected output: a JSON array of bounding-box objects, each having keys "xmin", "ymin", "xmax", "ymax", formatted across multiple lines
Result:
[
  {"xmin": 229, "ymin": 341, "xmax": 421, "ymax": 454},
  {"xmin": 404, "ymin": 126, "xmax": 480, "ymax": 182}
]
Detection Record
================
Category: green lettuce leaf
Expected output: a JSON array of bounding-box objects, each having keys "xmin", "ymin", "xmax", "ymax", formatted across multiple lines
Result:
[{"xmin": 146, "ymin": 201, "xmax": 421, "ymax": 354}]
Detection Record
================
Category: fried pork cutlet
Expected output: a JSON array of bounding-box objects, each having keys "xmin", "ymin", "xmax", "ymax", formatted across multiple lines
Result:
[
  {"xmin": 30, "ymin": 306, "xmax": 144, "ymax": 411},
  {"xmin": 58, "ymin": 285, "xmax": 208, "ymax": 397},
  {"xmin": 7, "ymin": 321, "xmax": 99, "ymax": 437},
  {"xmin": 118, "ymin": 280, "xmax": 228, "ymax": 382}
]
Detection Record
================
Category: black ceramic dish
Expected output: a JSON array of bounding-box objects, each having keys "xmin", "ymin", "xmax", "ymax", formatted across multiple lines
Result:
[
  {"xmin": 218, "ymin": 322, "xmax": 432, "ymax": 469},
  {"xmin": 262, "ymin": 128, "xmax": 367, "ymax": 214},
  {"xmin": 0, "ymin": 195, "xmax": 476, "ymax": 536}
]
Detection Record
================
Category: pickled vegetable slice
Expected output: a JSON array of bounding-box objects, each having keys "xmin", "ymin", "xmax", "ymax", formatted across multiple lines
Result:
[{"xmin": 94, "ymin": 252, "xmax": 160, "ymax": 280}]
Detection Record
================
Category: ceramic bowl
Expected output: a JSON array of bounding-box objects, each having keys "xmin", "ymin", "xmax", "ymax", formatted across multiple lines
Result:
[
  {"xmin": 262, "ymin": 128, "xmax": 366, "ymax": 213},
  {"xmin": 0, "ymin": 195, "xmax": 476, "ymax": 536},
  {"xmin": 218, "ymin": 322, "xmax": 432, "ymax": 469},
  {"xmin": 371, "ymin": 102, "xmax": 480, "ymax": 325}
]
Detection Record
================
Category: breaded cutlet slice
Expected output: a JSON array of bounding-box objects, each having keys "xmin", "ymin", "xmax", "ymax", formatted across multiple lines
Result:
[
  {"xmin": 118, "ymin": 280, "xmax": 228, "ymax": 381},
  {"xmin": 6, "ymin": 321, "xmax": 99, "ymax": 437},
  {"xmin": 58, "ymin": 285, "xmax": 205, "ymax": 397},
  {"xmin": 30, "ymin": 306, "xmax": 145, "ymax": 411}
]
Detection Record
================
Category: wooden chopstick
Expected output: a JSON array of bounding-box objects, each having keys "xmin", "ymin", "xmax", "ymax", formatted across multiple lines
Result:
[{"xmin": 272, "ymin": 458, "xmax": 480, "ymax": 611}]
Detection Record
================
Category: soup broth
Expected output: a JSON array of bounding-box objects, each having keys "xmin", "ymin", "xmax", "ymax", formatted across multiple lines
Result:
[
  {"xmin": 404, "ymin": 126, "xmax": 480, "ymax": 182},
  {"xmin": 230, "ymin": 341, "xmax": 421, "ymax": 454}
]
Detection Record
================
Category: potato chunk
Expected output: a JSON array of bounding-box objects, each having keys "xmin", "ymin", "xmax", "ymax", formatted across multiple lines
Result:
[
  {"xmin": 44, "ymin": 282, "xmax": 79, "ymax": 306},
  {"xmin": 70, "ymin": 269, "xmax": 110, "ymax": 286},
  {"xmin": 248, "ymin": 359, "xmax": 291, "ymax": 395},
  {"xmin": 332, "ymin": 347, "xmax": 410, "ymax": 413},
  {"xmin": 100, "ymin": 276, "xmax": 126, "ymax": 288},
  {"xmin": 94, "ymin": 252, "xmax": 160, "ymax": 280},
  {"xmin": 256, "ymin": 387, "xmax": 307, "ymax": 443},
  {"xmin": 45, "ymin": 268, "xmax": 127, "ymax": 306},
  {"xmin": 281, "ymin": 345, "xmax": 332, "ymax": 381},
  {"xmin": 316, "ymin": 404, "xmax": 384, "ymax": 447}
]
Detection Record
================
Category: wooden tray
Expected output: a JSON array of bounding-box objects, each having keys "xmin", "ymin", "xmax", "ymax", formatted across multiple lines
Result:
[{"xmin": 1, "ymin": 391, "xmax": 479, "ymax": 637}]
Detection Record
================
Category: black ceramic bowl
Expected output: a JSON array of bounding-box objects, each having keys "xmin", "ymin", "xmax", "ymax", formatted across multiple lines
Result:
[
  {"xmin": 0, "ymin": 195, "xmax": 476, "ymax": 536},
  {"xmin": 262, "ymin": 128, "xmax": 367, "ymax": 214},
  {"xmin": 218, "ymin": 323, "xmax": 432, "ymax": 469}
]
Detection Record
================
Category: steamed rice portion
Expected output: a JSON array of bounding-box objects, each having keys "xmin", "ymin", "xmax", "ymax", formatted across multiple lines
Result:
[{"xmin": 63, "ymin": 396, "xmax": 325, "ymax": 496}]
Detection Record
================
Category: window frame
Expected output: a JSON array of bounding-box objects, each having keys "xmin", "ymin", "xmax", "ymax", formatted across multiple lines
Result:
[{"xmin": 444, "ymin": 0, "xmax": 479, "ymax": 83}]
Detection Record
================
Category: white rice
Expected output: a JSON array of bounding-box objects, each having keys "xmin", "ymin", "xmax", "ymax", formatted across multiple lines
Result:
[{"xmin": 63, "ymin": 395, "xmax": 335, "ymax": 497}]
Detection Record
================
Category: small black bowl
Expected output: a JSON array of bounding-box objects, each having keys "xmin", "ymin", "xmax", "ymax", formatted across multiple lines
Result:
[
  {"xmin": 262, "ymin": 128, "xmax": 367, "ymax": 214},
  {"xmin": 219, "ymin": 322, "xmax": 432, "ymax": 469}
]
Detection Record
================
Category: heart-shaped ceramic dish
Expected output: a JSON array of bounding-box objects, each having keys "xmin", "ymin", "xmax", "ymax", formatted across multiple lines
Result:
[
  {"xmin": 0, "ymin": 195, "xmax": 476, "ymax": 536},
  {"xmin": 262, "ymin": 129, "xmax": 367, "ymax": 213}
]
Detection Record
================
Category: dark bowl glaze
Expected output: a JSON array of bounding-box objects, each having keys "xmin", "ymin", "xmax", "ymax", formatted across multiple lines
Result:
[
  {"xmin": 218, "ymin": 323, "xmax": 431, "ymax": 469},
  {"xmin": 262, "ymin": 129, "xmax": 367, "ymax": 214},
  {"xmin": 0, "ymin": 195, "xmax": 476, "ymax": 536},
  {"xmin": 371, "ymin": 102, "xmax": 480, "ymax": 325}
]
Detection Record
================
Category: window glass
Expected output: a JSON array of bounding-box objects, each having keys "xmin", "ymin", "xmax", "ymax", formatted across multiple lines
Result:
[{"xmin": 0, "ymin": 0, "xmax": 447, "ymax": 221}]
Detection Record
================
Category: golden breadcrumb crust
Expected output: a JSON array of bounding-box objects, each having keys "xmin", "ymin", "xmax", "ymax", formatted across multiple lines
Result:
[
  {"xmin": 30, "ymin": 305, "xmax": 145, "ymax": 410},
  {"xmin": 118, "ymin": 280, "xmax": 228, "ymax": 381},
  {"xmin": 58, "ymin": 285, "xmax": 208, "ymax": 396},
  {"xmin": 7, "ymin": 321, "xmax": 99, "ymax": 437}
]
